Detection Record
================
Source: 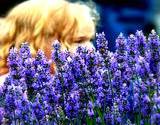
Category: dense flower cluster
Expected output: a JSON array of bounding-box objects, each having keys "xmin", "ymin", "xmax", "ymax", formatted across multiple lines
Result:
[{"xmin": 0, "ymin": 30, "xmax": 160, "ymax": 125}]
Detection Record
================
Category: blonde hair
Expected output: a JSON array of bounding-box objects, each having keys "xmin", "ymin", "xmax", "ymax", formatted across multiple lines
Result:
[{"xmin": 0, "ymin": 0, "xmax": 98, "ymax": 73}]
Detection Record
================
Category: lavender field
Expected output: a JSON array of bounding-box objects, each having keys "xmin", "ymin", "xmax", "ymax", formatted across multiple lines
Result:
[{"xmin": 0, "ymin": 30, "xmax": 160, "ymax": 125}]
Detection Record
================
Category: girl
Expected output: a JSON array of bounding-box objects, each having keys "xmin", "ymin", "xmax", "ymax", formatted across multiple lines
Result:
[{"xmin": 0, "ymin": 0, "xmax": 98, "ymax": 84}]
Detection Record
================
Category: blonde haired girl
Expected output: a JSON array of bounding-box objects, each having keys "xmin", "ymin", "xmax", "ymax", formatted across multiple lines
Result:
[{"xmin": 0, "ymin": 0, "xmax": 98, "ymax": 82}]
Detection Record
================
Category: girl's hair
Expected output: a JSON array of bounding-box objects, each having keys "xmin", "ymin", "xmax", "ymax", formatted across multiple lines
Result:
[{"xmin": 0, "ymin": 0, "xmax": 98, "ymax": 71}]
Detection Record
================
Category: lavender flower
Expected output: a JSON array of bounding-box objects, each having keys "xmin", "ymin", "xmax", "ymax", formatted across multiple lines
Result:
[
  {"xmin": 96, "ymin": 32, "xmax": 109, "ymax": 58},
  {"xmin": 87, "ymin": 101, "xmax": 94, "ymax": 117},
  {"xmin": 126, "ymin": 34, "xmax": 138, "ymax": 71},
  {"xmin": 148, "ymin": 30, "xmax": 160, "ymax": 79},
  {"xmin": 33, "ymin": 50, "xmax": 51, "ymax": 91},
  {"xmin": 2, "ymin": 30, "xmax": 160, "ymax": 124},
  {"xmin": 7, "ymin": 48, "xmax": 25, "ymax": 81},
  {"xmin": 135, "ymin": 30, "xmax": 148, "ymax": 57},
  {"xmin": 52, "ymin": 40, "xmax": 67, "ymax": 69},
  {"xmin": 19, "ymin": 42, "xmax": 32, "ymax": 65},
  {"xmin": 32, "ymin": 93, "xmax": 45, "ymax": 123},
  {"xmin": 0, "ymin": 107, "xmax": 4, "ymax": 124},
  {"xmin": 65, "ymin": 91, "xmax": 80, "ymax": 119},
  {"xmin": 151, "ymin": 113, "xmax": 160, "ymax": 125}
]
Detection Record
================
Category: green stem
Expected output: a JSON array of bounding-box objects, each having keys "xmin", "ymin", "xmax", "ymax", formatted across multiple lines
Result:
[{"xmin": 14, "ymin": 111, "xmax": 16, "ymax": 125}]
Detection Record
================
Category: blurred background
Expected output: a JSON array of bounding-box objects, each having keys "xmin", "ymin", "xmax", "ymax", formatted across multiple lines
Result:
[{"xmin": 0, "ymin": 0, "xmax": 159, "ymax": 51}]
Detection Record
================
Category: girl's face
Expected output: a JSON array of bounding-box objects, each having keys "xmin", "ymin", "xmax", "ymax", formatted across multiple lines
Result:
[
  {"xmin": 68, "ymin": 15, "xmax": 95, "ymax": 53},
  {"xmin": 45, "ymin": 20, "xmax": 95, "ymax": 58}
]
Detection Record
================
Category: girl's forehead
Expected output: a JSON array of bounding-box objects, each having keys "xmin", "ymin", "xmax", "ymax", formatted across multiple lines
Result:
[
  {"xmin": 77, "ymin": 19, "xmax": 95, "ymax": 39},
  {"xmin": 71, "ymin": 5, "xmax": 95, "ymax": 39}
]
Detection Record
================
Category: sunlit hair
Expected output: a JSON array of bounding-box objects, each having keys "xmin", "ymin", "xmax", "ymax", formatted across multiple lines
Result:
[{"xmin": 0, "ymin": 0, "xmax": 98, "ymax": 72}]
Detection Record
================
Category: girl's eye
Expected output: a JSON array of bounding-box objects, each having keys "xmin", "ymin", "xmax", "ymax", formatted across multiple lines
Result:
[
  {"xmin": 75, "ymin": 40, "xmax": 83, "ymax": 43},
  {"xmin": 74, "ymin": 36, "xmax": 89, "ymax": 43}
]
